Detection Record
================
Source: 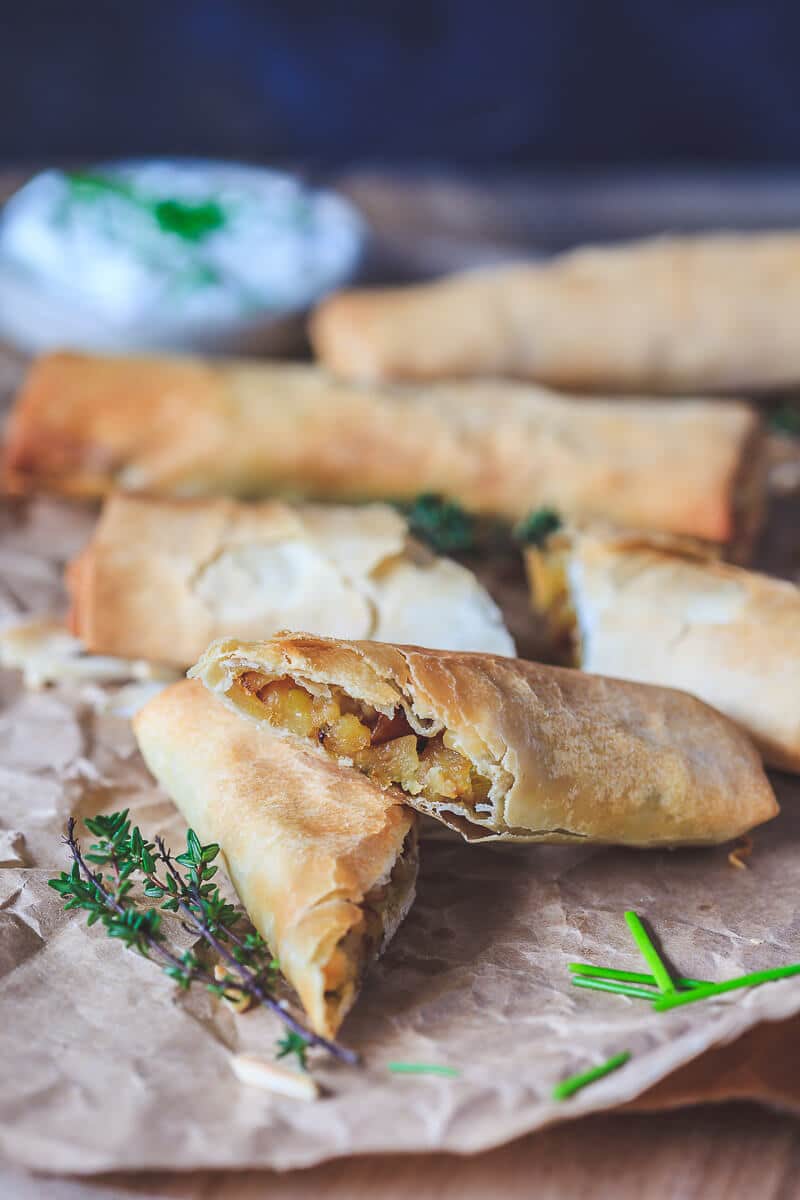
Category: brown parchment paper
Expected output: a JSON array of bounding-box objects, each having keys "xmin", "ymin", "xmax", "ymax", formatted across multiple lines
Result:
[{"xmin": 0, "ymin": 495, "xmax": 800, "ymax": 1175}]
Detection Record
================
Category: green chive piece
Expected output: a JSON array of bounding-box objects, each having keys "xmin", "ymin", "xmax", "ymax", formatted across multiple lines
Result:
[
  {"xmin": 552, "ymin": 1051, "xmax": 631, "ymax": 1101},
  {"xmin": 653, "ymin": 964, "xmax": 800, "ymax": 1012},
  {"xmin": 571, "ymin": 976, "xmax": 660, "ymax": 1002},
  {"xmin": 387, "ymin": 1062, "xmax": 460, "ymax": 1078},
  {"xmin": 624, "ymin": 911, "xmax": 675, "ymax": 994},
  {"xmin": 569, "ymin": 963, "xmax": 708, "ymax": 989}
]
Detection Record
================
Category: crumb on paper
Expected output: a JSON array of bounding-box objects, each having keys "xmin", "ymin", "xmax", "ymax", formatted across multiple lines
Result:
[
  {"xmin": 230, "ymin": 1053, "xmax": 319, "ymax": 1101},
  {"xmin": 728, "ymin": 836, "xmax": 753, "ymax": 870},
  {"xmin": 0, "ymin": 829, "xmax": 28, "ymax": 868},
  {"xmin": 0, "ymin": 617, "xmax": 180, "ymax": 692},
  {"xmin": 213, "ymin": 963, "xmax": 253, "ymax": 1014}
]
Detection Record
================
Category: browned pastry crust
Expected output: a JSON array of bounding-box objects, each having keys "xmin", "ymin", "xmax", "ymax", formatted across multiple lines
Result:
[
  {"xmin": 133, "ymin": 679, "xmax": 418, "ymax": 1039},
  {"xmin": 189, "ymin": 632, "xmax": 778, "ymax": 846},
  {"xmin": 526, "ymin": 527, "xmax": 800, "ymax": 773},
  {"xmin": 2, "ymin": 351, "xmax": 763, "ymax": 548},
  {"xmin": 310, "ymin": 232, "xmax": 800, "ymax": 393},
  {"xmin": 66, "ymin": 493, "xmax": 514, "ymax": 666}
]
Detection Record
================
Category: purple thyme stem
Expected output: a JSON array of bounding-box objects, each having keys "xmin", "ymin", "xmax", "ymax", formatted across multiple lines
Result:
[{"xmin": 153, "ymin": 835, "xmax": 358, "ymax": 1065}]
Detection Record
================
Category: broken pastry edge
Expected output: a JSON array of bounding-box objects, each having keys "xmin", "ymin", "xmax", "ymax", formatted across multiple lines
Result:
[
  {"xmin": 189, "ymin": 634, "xmax": 778, "ymax": 848},
  {"xmin": 189, "ymin": 637, "xmax": 571, "ymax": 845},
  {"xmin": 285, "ymin": 819, "xmax": 419, "ymax": 1038}
]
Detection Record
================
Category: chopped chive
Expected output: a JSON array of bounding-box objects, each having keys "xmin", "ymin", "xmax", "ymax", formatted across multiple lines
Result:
[
  {"xmin": 387, "ymin": 1062, "xmax": 460, "ymax": 1078},
  {"xmin": 569, "ymin": 963, "xmax": 708, "ymax": 989},
  {"xmin": 571, "ymin": 976, "xmax": 661, "ymax": 1001},
  {"xmin": 624, "ymin": 911, "xmax": 675, "ymax": 994},
  {"xmin": 552, "ymin": 1051, "xmax": 631, "ymax": 1101},
  {"xmin": 653, "ymin": 963, "xmax": 800, "ymax": 1012}
]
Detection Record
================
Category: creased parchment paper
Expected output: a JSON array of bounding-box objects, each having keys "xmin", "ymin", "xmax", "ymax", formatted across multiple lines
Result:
[{"xmin": 1, "ymin": 496, "xmax": 800, "ymax": 1176}]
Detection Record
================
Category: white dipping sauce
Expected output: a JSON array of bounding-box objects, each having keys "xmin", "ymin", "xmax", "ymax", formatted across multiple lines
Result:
[{"xmin": 0, "ymin": 161, "xmax": 365, "ymax": 353}]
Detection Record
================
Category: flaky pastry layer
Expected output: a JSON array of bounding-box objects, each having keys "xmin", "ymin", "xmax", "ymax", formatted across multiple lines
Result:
[
  {"xmin": 3, "ymin": 351, "xmax": 762, "ymax": 548},
  {"xmin": 67, "ymin": 493, "xmax": 513, "ymax": 666},
  {"xmin": 311, "ymin": 232, "xmax": 800, "ymax": 394}
]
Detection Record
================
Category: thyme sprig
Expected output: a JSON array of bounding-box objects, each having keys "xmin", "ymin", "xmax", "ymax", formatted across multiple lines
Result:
[
  {"xmin": 402, "ymin": 493, "xmax": 477, "ymax": 554},
  {"xmin": 49, "ymin": 813, "xmax": 358, "ymax": 1067},
  {"xmin": 514, "ymin": 506, "xmax": 562, "ymax": 546},
  {"xmin": 769, "ymin": 402, "xmax": 800, "ymax": 437}
]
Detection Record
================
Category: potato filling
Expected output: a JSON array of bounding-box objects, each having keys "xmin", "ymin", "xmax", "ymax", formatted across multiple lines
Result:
[
  {"xmin": 525, "ymin": 546, "xmax": 579, "ymax": 662},
  {"xmin": 236, "ymin": 672, "xmax": 492, "ymax": 808},
  {"xmin": 322, "ymin": 827, "xmax": 417, "ymax": 1002}
]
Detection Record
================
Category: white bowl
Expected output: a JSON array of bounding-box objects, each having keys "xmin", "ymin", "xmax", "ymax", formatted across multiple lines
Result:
[{"xmin": 0, "ymin": 160, "xmax": 367, "ymax": 356}]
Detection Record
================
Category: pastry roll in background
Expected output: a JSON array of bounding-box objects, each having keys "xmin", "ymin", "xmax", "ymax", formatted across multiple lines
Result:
[
  {"xmin": 3, "ymin": 351, "xmax": 764, "ymax": 552},
  {"xmin": 134, "ymin": 679, "xmax": 418, "ymax": 1040},
  {"xmin": 526, "ymin": 526, "xmax": 800, "ymax": 772},
  {"xmin": 67, "ymin": 493, "xmax": 514, "ymax": 667},
  {"xmin": 311, "ymin": 232, "xmax": 800, "ymax": 393},
  {"xmin": 189, "ymin": 632, "xmax": 777, "ymax": 847}
]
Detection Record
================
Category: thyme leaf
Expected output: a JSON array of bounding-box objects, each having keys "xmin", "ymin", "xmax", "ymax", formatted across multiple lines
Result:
[
  {"xmin": 514, "ymin": 506, "xmax": 561, "ymax": 546},
  {"xmin": 402, "ymin": 493, "xmax": 476, "ymax": 554}
]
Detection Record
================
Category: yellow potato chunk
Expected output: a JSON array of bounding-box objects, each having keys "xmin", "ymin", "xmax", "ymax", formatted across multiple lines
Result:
[
  {"xmin": 419, "ymin": 740, "xmax": 474, "ymax": 799},
  {"xmin": 259, "ymin": 680, "xmax": 317, "ymax": 737},
  {"xmin": 357, "ymin": 734, "xmax": 421, "ymax": 791},
  {"xmin": 325, "ymin": 712, "xmax": 372, "ymax": 757}
]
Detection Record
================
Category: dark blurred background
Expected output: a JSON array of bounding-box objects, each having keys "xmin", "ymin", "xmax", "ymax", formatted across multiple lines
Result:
[{"xmin": 3, "ymin": 0, "xmax": 800, "ymax": 167}]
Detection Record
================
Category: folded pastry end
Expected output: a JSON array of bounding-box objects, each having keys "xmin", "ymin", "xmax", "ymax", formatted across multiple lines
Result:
[{"xmin": 134, "ymin": 679, "xmax": 418, "ymax": 1039}]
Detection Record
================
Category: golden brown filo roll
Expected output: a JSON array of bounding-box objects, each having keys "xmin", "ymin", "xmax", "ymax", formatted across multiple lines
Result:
[
  {"xmin": 526, "ymin": 526, "xmax": 800, "ymax": 773},
  {"xmin": 2, "ymin": 351, "xmax": 763, "ymax": 551},
  {"xmin": 133, "ymin": 679, "xmax": 418, "ymax": 1040},
  {"xmin": 188, "ymin": 632, "xmax": 778, "ymax": 847},
  {"xmin": 66, "ymin": 493, "xmax": 514, "ymax": 667},
  {"xmin": 311, "ymin": 232, "xmax": 800, "ymax": 393}
]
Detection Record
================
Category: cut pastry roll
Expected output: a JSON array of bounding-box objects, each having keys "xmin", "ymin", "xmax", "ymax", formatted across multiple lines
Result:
[
  {"xmin": 66, "ymin": 493, "xmax": 514, "ymax": 667},
  {"xmin": 133, "ymin": 679, "xmax": 418, "ymax": 1040},
  {"xmin": 3, "ymin": 351, "xmax": 763, "ymax": 550},
  {"xmin": 526, "ymin": 526, "xmax": 800, "ymax": 772},
  {"xmin": 189, "ymin": 633, "xmax": 777, "ymax": 847}
]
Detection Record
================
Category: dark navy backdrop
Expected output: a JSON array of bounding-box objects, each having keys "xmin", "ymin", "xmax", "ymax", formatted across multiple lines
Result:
[{"xmin": 3, "ymin": 1, "xmax": 800, "ymax": 165}]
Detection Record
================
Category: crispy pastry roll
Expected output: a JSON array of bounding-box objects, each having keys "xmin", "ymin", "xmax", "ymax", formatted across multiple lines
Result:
[
  {"xmin": 526, "ymin": 526, "xmax": 800, "ymax": 773},
  {"xmin": 311, "ymin": 232, "xmax": 800, "ymax": 393},
  {"xmin": 134, "ymin": 679, "xmax": 418, "ymax": 1040},
  {"xmin": 3, "ymin": 351, "xmax": 763, "ymax": 550},
  {"xmin": 66, "ymin": 493, "xmax": 514, "ymax": 667},
  {"xmin": 188, "ymin": 632, "xmax": 777, "ymax": 846}
]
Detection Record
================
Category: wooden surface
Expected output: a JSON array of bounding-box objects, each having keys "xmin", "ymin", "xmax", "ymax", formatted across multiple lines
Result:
[
  {"xmin": 1, "ymin": 1104, "xmax": 799, "ymax": 1200},
  {"xmin": 2, "ymin": 167, "xmax": 800, "ymax": 1199}
]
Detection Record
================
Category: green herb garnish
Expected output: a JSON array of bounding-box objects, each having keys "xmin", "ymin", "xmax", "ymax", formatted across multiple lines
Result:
[
  {"xmin": 652, "ymin": 964, "xmax": 800, "ymax": 1012},
  {"xmin": 623, "ymin": 911, "xmax": 675, "ymax": 994},
  {"xmin": 571, "ymin": 976, "xmax": 667, "ymax": 1001},
  {"xmin": 571, "ymin": 914, "xmax": 800, "ymax": 1014},
  {"xmin": 387, "ymin": 1062, "xmax": 460, "ymax": 1078},
  {"xmin": 67, "ymin": 172, "xmax": 226, "ymax": 242},
  {"xmin": 569, "ymin": 964, "xmax": 708, "ymax": 989},
  {"xmin": 552, "ymin": 1051, "xmax": 631, "ymax": 1101},
  {"xmin": 276, "ymin": 1030, "xmax": 310, "ymax": 1071},
  {"xmin": 48, "ymin": 812, "xmax": 358, "ymax": 1066},
  {"xmin": 514, "ymin": 506, "xmax": 562, "ymax": 546},
  {"xmin": 403, "ymin": 493, "xmax": 476, "ymax": 554},
  {"xmin": 769, "ymin": 403, "xmax": 800, "ymax": 437}
]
